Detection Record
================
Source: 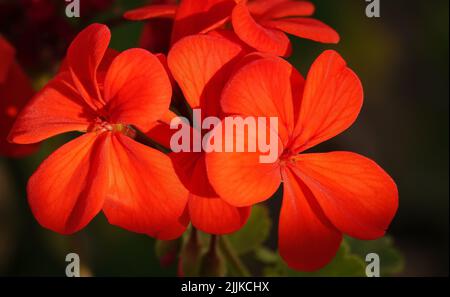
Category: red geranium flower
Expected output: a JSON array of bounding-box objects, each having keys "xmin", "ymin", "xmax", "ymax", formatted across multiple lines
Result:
[
  {"xmin": 125, "ymin": 0, "xmax": 234, "ymax": 53},
  {"xmin": 205, "ymin": 51, "xmax": 398, "ymax": 271},
  {"xmin": 146, "ymin": 34, "xmax": 252, "ymax": 235},
  {"xmin": 0, "ymin": 36, "xmax": 38, "ymax": 157},
  {"xmin": 232, "ymin": 0, "xmax": 339, "ymax": 56},
  {"xmin": 125, "ymin": 0, "xmax": 338, "ymax": 57},
  {"xmin": 8, "ymin": 24, "xmax": 188, "ymax": 237}
]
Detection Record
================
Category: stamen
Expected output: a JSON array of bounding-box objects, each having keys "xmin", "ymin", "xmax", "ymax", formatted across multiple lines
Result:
[{"xmin": 89, "ymin": 118, "xmax": 136, "ymax": 138}]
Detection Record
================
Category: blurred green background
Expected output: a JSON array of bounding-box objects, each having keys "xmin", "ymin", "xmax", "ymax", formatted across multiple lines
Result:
[{"xmin": 0, "ymin": 0, "xmax": 448, "ymax": 276}]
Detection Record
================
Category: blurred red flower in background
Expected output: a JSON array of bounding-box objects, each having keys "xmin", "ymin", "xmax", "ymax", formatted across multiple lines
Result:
[
  {"xmin": 0, "ymin": 36, "xmax": 37, "ymax": 157},
  {"xmin": 0, "ymin": 0, "xmax": 114, "ymax": 71},
  {"xmin": 8, "ymin": 24, "xmax": 188, "ymax": 237},
  {"xmin": 205, "ymin": 51, "xmax": 398, "ymax": 271},
  {"xmin": 125, "ymin": 0, "xmax": 234, "ymax": 54}
]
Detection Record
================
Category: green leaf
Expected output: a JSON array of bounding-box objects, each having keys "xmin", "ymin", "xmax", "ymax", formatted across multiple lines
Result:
[
  {"xmin": 346, "ymin": 236, "xmax": 404, "ymax": 276},
  {"xmin": 264, "ymin": 241, "xmax": 366, "ymax": 277},
  {"xmin": 225, "ymin": 205, "xmax": 271, "ymax": 255}
]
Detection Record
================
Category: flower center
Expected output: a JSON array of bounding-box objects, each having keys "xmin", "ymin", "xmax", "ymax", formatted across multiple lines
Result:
[
  {"xmin": 280, "ymin": 148, "xmax": 294, "ymax": 161},
  {"xmin": 89, "ymin": 118, "xmax": 136, "ymax": 138}
]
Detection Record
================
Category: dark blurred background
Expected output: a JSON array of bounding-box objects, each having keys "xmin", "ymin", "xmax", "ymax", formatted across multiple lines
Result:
[{"xmin": 0, "ymin": 0, "xmax": 448, "ymax": 276}]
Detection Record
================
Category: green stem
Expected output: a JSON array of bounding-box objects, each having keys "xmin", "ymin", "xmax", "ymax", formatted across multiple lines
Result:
[
  {"xmin": 219, "ymin": 236, "xmax": 251, "ymax": 277},
  {"xmin": 210, "ymin": 235, "xmax": 217, "ymax": 252}
]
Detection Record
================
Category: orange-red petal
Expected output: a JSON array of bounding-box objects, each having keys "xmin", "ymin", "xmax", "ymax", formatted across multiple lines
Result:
[
  {"xmin": 156, "ymin": 206, "xmax": 190, "ymax": 240},
  {"xmin": 291, "ymin": 50, "xmax": 363, "ymax": 153},
  {"xmin": 246, "ymin": 0, "xmax": 287, "ymax": 17},
  {"xmin": 289, "ymin": 152, "xmax": 399, "ymax": 240},
  {"xmin": 258, "ymin": 1, "xmax": 315, "ymax": 20},
  {"xmin": 171, "ymin": 0, "xmax": 235, "ymax": 44},
  {"xmin": 189, "ymin": 194, "xmax": 251, "ymax": 235},
  {"xmin": 171, "ymin": 152, "xmax": 216, "ymax": 197},
  {"xmin": 27, "ymin": 133, "xmax": 110, "ymax": 234},
  {"xmin": 232, "ymin": 3, "xmax": 291, "ymax": 57},
  {"xmin": 207, "ymin": 29, "xmax": 255, "ymax": 52},
  {"xmin": 205, "ymin": 120, "xmax": 283, "ymax": 207},
  {"xmin": 262, "ymin": 17, "xmax": 339, "ymax": 44},
  {"xmin": 103, "ymin": 48, "xmax": 172, "ymax": 131},
  {"xmin": 168, "ymin": 34, "xmax": 244, "ymax": 117},
  {"xmin": 67, "ymin": 23, "xmax": 110, "ymax": 111},
  {"xmin": 124, "ymin": 4, "xmax": 177, "ymax": 20},
  {"xmin": 9, "ymin": 72, "xmax": 96, "ymax": 144},
  {"xmin": 220, "ymin": 56, "xmax": 304, "ymax": 145},
  {"xmin": 279, "ymin": 167, "xmax": 342, "ymax": 271},
  {"xmin": 168, "ymin": 149, "xmax": 251, "ymax": 234},
  {"xmin": 168, "ymin": 150, "xmax": 251, "ymax": 234},
  {"xmin": 102, "ymin": 133, "xmax": 188, "ymax": 239}
]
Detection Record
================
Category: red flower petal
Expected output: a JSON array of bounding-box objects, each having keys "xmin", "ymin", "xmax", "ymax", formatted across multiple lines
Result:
[
  {"xmin": 96, "ymin": 48, "xmax": 120, "ymax": 86},
  {"xmin": 170, "ymin": 151, "xmax": 251, "ymax": 234},
  {"xmin": 0, "ymin": 61, "xmax": 38, "ymax": 157},
  {"xmin": 258, "ymin": 1, "xmax": 315, "ymax": 20},
  {"xmin": 27, "ymin": 133, "xmax": 110, "ymax": 234},
  {"xmin": 103, "ymin": 48, "xmax": 172, "ymax": 132},
  {"xmin": 207, "ymin": 29, "xmax": 255, "ymax": 52},
  {"xmin": 291, "ymin": 50, "xmax": 363, "ymax": 153},
  {"xmin": 58, "ymin": 47, "xmax": 119, "ymax": 77},
  {"xmin": 246, "ymin": 0, "xmax": 287, "ymax": 17},
  {"xmin": 102, "ymin": 133, "xmax": 188, "ymax": 239},
  {"xmin": 171, "ymin": 152, "xmax": 216, "ymax": 197},
  {"xmin": 168, "ymin": 34, "xmax": 244, "ymax": 116},
  {"xmin": 290, "ymin": 152, "xmax": 399, "ymax": 240},
  {"xmin": 205, "ymin": 120, "xmax": 283, "ymax": 207},
  {"xmin": 220, "ymin": 56, "xmax": 304, "ymax": 145},
  {"xmin": 67, "ymin": 23, "xmax": 110, "ymax": 111},
  {"xmin": 262, "ymin": 17, "xmax": 339, "ymax": 44},
  {"xmin": 156, "ymin": 206, "xmax": 190, "ymax": 240},
  {"xmin": 171, "ymin": 0, "xmax": 235, "ymax": 44},
  {"xmin": 189, "ymin": 194, "xmax": 251, "ymax": 235},
  {"xmin": 279, "ymin": 167, "xmax": 342, "ymax": 271},
  {"xmin": 124, "ymin": 4, "xmax": 177, "ymax": 21},
  {"xmin": 232, "ymin": 3, "xmax": 291, "ymax": 57},
  {"xmin": 9, "ymin": 72, "xmax": 96, "ymax": 144}
]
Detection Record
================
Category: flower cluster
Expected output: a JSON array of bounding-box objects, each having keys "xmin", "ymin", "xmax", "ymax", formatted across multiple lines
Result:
[{"xmin": 3, "ymin": 0, "xmax": 398, "ymax": 273}]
